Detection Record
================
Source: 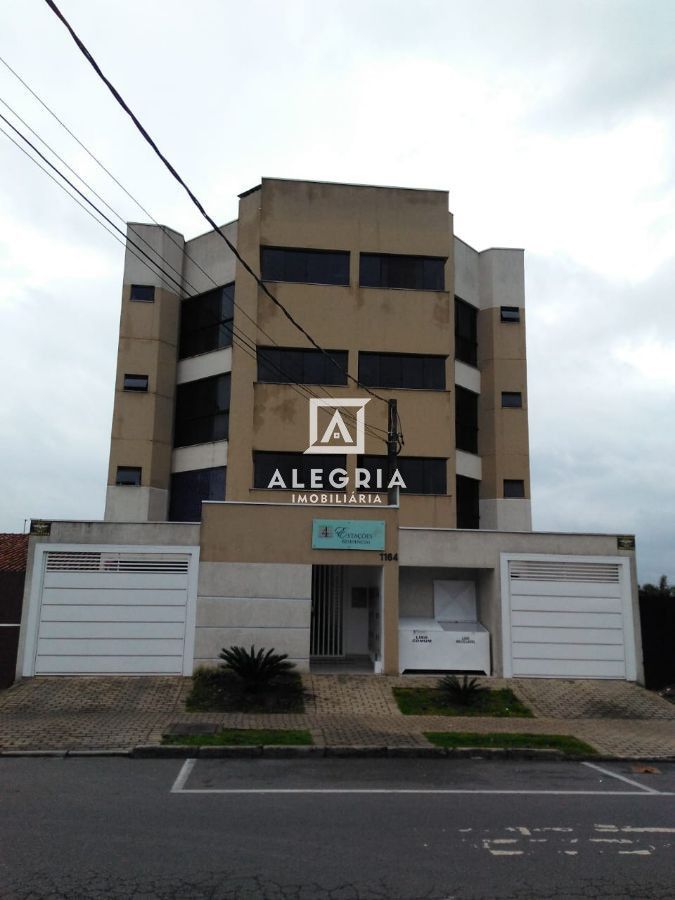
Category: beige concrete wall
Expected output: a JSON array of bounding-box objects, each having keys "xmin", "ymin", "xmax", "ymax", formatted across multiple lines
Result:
[
  {"xmin": 223, "ymin": 179, "xmax": 457, "ymax": 530},
  {"xmin": 195, "ymin": 561, "xmax": 312, "ymax": 671},
  {"xmin": 477, "ymin": 251, "xmax": 531, "ymax": 528},
  {"xmin": 200, "ymin": 501, "xmax": 401, "ymax": 672},
  {"xmin": 106, "ymin": 224, "xmax": 185, "ymax": 521}
]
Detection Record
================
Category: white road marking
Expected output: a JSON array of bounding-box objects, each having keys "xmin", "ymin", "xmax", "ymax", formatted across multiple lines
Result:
[
  {"xmin": 563, "ymin": 850, "xmax": 578, "ymax": 855},
  {"xmin": 170, "ymin": 758, "xmax": 196, "ymax": 793},
  {"xmin": 583, "ymin": 762, "xmax": 661, "ymax": 794},
  {"xmin": 590, "ymin": 838, "xmax": 633, "ymax": 844},
  {"xmin": 172, "ymin": 787, "xmax": 673, "ymax": 795},
  {"xmin": 621, "ymin": 826, "xmax": 675, "ymax": 833},
  {"xmin": 619, "ymin": 849, "xmax": 652, "ymax": 855},
  {"xmin": 488, "ymin": 850, "xmax": 523, "ymax": 856}
]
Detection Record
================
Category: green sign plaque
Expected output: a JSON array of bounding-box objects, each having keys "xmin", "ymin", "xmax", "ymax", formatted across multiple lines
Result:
[{"xmin": 312, "ymin": 519, "xmax": 385, "ymax": 551}]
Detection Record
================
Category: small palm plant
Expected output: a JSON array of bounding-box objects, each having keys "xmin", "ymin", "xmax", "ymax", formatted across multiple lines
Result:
[
  {"xmin": 219, "ymin": 645, "xmax": 295, "ymax": 694},
  {"xmin": 438, "ymin": 674, "xmax": 488, "ymax": 708}
]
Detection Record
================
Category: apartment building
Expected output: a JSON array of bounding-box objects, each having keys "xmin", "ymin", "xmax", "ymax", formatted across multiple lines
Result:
[{"xmin": 15, "ymin": 179, "xmax": 642, "ymax": 682}]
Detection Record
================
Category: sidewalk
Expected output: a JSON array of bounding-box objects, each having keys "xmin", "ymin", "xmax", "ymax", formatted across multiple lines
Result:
[{"xmin": 0, "ymin": 674, "xmax": 673, "ymax": 759}]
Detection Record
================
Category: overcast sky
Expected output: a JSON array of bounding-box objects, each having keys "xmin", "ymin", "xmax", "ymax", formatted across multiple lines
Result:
[{"xmin": 0, "ymin": 0, "xmax": 673, "ymax": 583}]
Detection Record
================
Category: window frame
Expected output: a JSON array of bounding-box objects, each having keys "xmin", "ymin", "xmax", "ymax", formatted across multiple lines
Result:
[
  {"xmin": 129, "ymin": 284, "xmax": 155, "ymax": 303},
  {"xmin": 122, "ymin": 374, "xmax": 149, "ymax": 392},
  {"xmin": 503, "ymin": 479, "xmax": 525, "ymax": 498},
  {"xmin": 358, "ymin": 351, "xmax": 446, "ymax": 391},
  {"xmin": 456, "ymin": 474, "xmax": 480, "ymax": 528},
  {"xmin": 174, "ymin": 373, "xmax": 231, "ymax": 448},
  {"xmin": 260, "ymin": 246, "xmax": 350, "ymax": 287},
  {"xmin": 454, "ymin": 296, "xmax": 478, "ymax": 367},
  {"xmin": 501, "ymin": 391, "xmax": 523, "ymax": 409},
  {"xmin": 257, "ymin": 347, "xmax": 348, "ymax": 386},
  {"xmin": 359, "ymin": 252, "xmax": 446, "ymax": 292},
  {"xmin": 178, "ymin": 283, "xmax": 235, "ymax": 360},
  {"xmin": 358, "ymin": 455, "xmax": 448, "ymax": 495},
  {"xmin": 253, "ymin": 451, "xmax": 347, "ymax": 490},
  {"xmin": 115, "ymin": 466, "xmax": 142, "ymax": 486},
  {"xmin": 168, "ymin": 466, "xmax": 226, "ymax": 521},
  {"xmin": 455, "ymin": 385, "xmax": 479, "ymax": 454},
  {"xmin": 500, "ymin": 306, "xmax": 521, "ymax": 323}
]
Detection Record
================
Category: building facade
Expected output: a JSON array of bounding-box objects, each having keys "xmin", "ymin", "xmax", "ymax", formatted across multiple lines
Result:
[
  {"xmin": 15, "ymin": 179, "xmax": 643, "ymax": 682},
  {"xmin": 104, "ymin": 178, "xmax": 531, "ymax": 532}
]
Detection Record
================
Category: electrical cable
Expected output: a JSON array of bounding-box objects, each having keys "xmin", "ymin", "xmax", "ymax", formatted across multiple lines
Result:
[{"xmin": 43, "ymin": 0, "xmax": 390, "ymax": 404}]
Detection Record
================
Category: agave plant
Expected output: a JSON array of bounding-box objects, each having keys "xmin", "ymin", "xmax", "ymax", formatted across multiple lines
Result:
[
  {"xmin": 219, "ymin": 645, "xmax": 295, "ymax": 693},
  {"xmin": 438, "ymin": 674, "xmax": 488, "ymax": 707}
]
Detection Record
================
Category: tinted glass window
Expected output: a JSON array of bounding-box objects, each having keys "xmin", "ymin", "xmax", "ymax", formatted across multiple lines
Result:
[
  {"xmin": 504, "ymin": 479, "xmax": 525, "ymax": 498},
  {"xmin": 358, "ymin": 353, "xmax": 445, "ymax": 390},
  {"xmin": 359, "ymin": 254, "xmax": 445, "ymax": 291},
  {"xmin": 179, "ymin": 283, "xmax": 235, "ymax": 359},
  {"xmin": 254, "ymin": 452, "xmax": 346, "ymax": 489},
  {"xmin": 456, "ymin": 475, "xmax": 480, "ymax": 528},
  {"xmin": 500, "ymin": 306, "xmax": 520, "ymax": 323},
  {"xmin": 455, "ymin": 297, "xmax": 478, "ymax": 366},
  {"xmin": 115, "ymin": 466, "xmax": 141, "ymax": 486},
  {"xmin": 455, "ymin": 386, "xmax": 478, "ymax": 454},
  {"xmin": 257, "ymin": 347, "xmax": 348, "ymax": 385},
  {"xmin": 501, "ymin": 391, "xmax": 523, "ymax": 408},
  {"xmin": 174, "ymin": 374, "xmax": 231, "ymax": 447},
  {"xmin": 123, "ymin": 374, "xmax": 149, "ymax": 392},
  {"xmin": 130, "ymin": 284, "xmax": 155, "ymax": 302},
  {"xmin": 261, "ymin": 247, "xmax": 350, "ymax": 286},
  {"xmin": 358, "ymin": 455, "xmax": 447, "ymax": 494},
  {"xmin": 169, "ymin": 466, "xmax": 226, "ymax": 521}
]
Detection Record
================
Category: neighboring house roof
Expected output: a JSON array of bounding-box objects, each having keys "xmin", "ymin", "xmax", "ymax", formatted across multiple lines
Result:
[{"xmin": 0, "ymin": 534, "xmax": 29, "ymax": 573}]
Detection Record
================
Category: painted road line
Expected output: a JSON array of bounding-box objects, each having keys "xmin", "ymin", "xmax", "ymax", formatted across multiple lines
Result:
[
  {"xmin": 172, "ymin": 787, "xmax": 673, "ymax": 795},
  {"xmin": 170, "ymin": 758, "xmax": 196, "ymax": 793},
  {"xmin": 582, "ymin": 762, "xmax": 662, "ymax": 794}
]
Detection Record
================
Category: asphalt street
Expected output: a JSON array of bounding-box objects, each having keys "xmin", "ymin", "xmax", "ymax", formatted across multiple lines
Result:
[{"xmin": 1, "ymin": 757, "xmax": 673, "ymax": 899}]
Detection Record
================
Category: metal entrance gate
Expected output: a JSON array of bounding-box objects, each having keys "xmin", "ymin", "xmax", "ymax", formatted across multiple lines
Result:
[{"xmin": 310, "ymin": 566, "xmax": 344, "ymax": 657}]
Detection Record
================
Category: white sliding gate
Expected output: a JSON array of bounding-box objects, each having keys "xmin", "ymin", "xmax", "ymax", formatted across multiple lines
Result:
[
  {"xmin": 500, "ymin": 554, "xmax": 636, "ymax": 680},
  {"xmin": 22, "ymin": 544, "xmax": 199, "ymax": 676}
]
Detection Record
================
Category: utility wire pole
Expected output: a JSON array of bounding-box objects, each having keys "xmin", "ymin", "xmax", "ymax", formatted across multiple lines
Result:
[{"xmin": 387, "ymin": 399, "xmax": 400, "ymax": 506}]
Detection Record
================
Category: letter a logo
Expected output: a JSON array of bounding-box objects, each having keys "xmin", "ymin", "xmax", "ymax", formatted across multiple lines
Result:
[{"xmin": 304, "ymin": 398, "xmax": 369, "ymax": 455}]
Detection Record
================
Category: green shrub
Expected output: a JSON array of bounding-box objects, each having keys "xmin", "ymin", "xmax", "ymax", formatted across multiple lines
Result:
[
  {"xmin": 438, "ymin": 674, "xmax": 488, "ymax": 707},
  {"xmin": 219, "ymin": 645, "xmax": 296, "ymax": 694}
]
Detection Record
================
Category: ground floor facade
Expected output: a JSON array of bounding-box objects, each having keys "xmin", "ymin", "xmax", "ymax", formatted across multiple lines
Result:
[{"xmin": 15, "ymin": 502, "xmax": 643, "ymax": 683}]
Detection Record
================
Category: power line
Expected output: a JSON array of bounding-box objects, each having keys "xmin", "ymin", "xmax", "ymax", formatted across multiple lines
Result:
[
  {"xmin": 0, "ymin": 57, "xmax": 391, "ymax": 438},
  {"xmin": 43, "ymin": 0, "xmax": 390, "ymax": 405},
  {"xmin": 0, "ymin": 114, "xmax": 387, "ymax": 443}
]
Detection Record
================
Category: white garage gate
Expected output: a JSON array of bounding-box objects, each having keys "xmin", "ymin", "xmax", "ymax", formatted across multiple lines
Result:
[
  {"xmin": 23, "ymin": 545, "xmax": 199, "ymax": 676},
  {"xmin": 500, "ymin": 554, "xmax": 637, "ymax": 680}
]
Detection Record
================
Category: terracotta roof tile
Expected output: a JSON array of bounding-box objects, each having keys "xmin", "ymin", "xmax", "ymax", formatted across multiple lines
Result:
[{"xmin": 0, "ymin": 534, "xmax": 29, "ymax": 573}]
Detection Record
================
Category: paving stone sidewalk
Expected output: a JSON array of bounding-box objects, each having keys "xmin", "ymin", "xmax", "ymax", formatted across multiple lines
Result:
[{"xmin": 0, "ymin": 675, "xmax": 673, "ymax": 758}]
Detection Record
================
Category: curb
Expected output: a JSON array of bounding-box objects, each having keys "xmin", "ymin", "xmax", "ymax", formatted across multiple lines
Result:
[{"xmin": 2, "ymin": 746, "xmax": 672, "ymax": 762}]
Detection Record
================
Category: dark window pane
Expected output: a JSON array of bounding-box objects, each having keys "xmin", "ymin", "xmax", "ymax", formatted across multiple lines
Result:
[
  {"xmin": 130, "ymin": 284, "xmax": 155, "ymax": 302},
  {"xmin": 179, "ymin": 283, "xmax": 235, "ymax": 359},
  {"xmin": 254, "ymin": 452, "xmax": 346, "ymax": 489},
  {"xmin": 261, "ymin": 247, "xmax": 349, "ymax": 286},
  {"xmin": 115, "ymin": 466, "xmax": 141, "ymax": 486},
  {"xmin": 123, "ymin": 374, "xmax": 148, "ymax": 392},
  {"xmin": 456, "ymin": 475, "xmax": 480, "ymax": 528},
  {"xmin": 501, "ymin": 391, "xmax": 522, "ymax": 408},
  {"xmin": 455, "ymin": 297, "xmax": 478, "ymax": 366},
  {"xmin": 359, "ymin": 253, "xmax": 445, "ymax": 291},
  {"xmin": 358, "ymin": 353, "xmax": 446, "ymax": 390},
  {"xmin": 455, "ymin": 386, "xmax": 479, "ymax": 454},
  {"xmin": 500, "ymin": 306, "xmax": 520, "ymax": 323},
  {"xmin": 504, "ymin": 479, "xmax": 525, "ymax": 498},
  {"xmin": 169, "ymin": 467, "xmax": 226, "ymax": 521},
  {"xmin": 359, "ymin": 455, "xmax": 446, "ymax": 494},
  {"xmin": 256, "ymin": 348, "xmax": 348, "ymax": 385},
  {"xmin": 174, "ymin": 374, "xmax": 231, "ymax": 448}
]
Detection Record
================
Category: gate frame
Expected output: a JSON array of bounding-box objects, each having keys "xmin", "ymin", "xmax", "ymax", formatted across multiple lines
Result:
[
  {"xmin": 21, "ymin": 543, "xmax": 200, "ymax": 677},
  {"xmin": 499, "ymin": 553, "xmax": 636, "ymax": 681}
]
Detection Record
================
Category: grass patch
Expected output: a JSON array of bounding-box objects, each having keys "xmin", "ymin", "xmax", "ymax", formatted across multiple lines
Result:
[
  {"xmin": 164, "ymin": 728, "xmax": 312, "ymax": 747},
  {"xmin": 425, "ymin": 731, "xmax": 597, "ymax": 756},
  {"xmin": 393, "ymin": 686, "xmax": 533, "ymax": 718},
  {"xmin": 186, "ymin": 668, "xmax": 306, "ymax": 713}
]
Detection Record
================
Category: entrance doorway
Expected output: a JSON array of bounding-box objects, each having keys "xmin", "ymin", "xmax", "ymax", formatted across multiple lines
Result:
[{"xmin": 310, "ymin": 565, "xmax": 381, "ymax": 671}]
